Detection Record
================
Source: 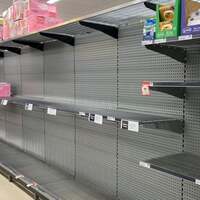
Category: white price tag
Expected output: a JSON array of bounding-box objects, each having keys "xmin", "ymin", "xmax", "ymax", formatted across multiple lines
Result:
[
  {"xmin": 178, "ymin": 35, "xmax": 192, "ymax": 41},
  {"xmin": 1, "ymin": 100, "xmax": 8, "ymax": 106},
  {"xmin": 107, "ymin": 116, "xmax": 115, "ymax": 121},
  {"xmin": 154, "ymin": 39, "xmax": 166, "ymax": 44},
  {"xmin": 195, "ymin": 179, "xmax": 200, "ymax": 185},
  {"xmin": 79, "ymin": 112, "xmax": 86, "ymax": 116},
  {"xmin": 128, "ymin": 121, "xmax": 139, "ymax": 132},
  {"xmin": 15, "ymin": 175, "xmax": 24, "ymax": 179},
  {"xmin": 142, "ymin": 40, "xmax": 153, "ymax": 45},
  {"xmin": 25, "ymin": 104, "xmax": 33, "ymax": 111},
  {"xmin": 26, "ymin": 183, "xmax": 34, "ymax": 188},
  {"xmin": 47, "ymin": 108, "xmax": 57, "ymax": 116},
  {"xmin": 139, "ymin": 161, "xmax": 151, "ymax": 169},
  {"xmin": 94, "ymin": 114, "xmax": 103, "ymax": 125}
]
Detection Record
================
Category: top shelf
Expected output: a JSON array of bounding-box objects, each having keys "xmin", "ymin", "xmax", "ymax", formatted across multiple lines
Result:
[{"xmin": 0, "ymin": 0, "xmax": 154, "ymax": 51}]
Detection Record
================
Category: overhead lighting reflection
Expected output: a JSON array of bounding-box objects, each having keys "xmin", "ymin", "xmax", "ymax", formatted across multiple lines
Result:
[{"xmin": 47, "ymin": 0, "xmax": 61, "ymax": 4}]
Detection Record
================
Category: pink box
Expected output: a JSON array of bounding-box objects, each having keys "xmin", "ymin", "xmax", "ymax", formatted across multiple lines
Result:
[{"xmin": 0, "ymin": 83, "xmax": 11, "ymax": 98}]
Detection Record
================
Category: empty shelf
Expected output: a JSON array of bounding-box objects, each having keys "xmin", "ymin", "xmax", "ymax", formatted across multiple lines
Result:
[
  {"xmin": 0, "ymin": 141, "xmax": 109, "ymax": 200},
  {"xmin": 150, "ymin": 81, "xmax": 200, "ymax": 98},
  {"xmin": 140, "ymin": 152, "xmax": 200, "ymax": 185},
  {"xmin": 1, "ymin": 95, "xmax": 183, "ymax": 134}
]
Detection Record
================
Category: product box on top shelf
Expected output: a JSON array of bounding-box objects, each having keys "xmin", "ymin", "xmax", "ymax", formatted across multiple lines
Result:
[
  {"xmin": 181, "ymin": 0, "xmax": 200, "ymax": 35},
  {"xmin": 23, "ymin": 0, "xmax": 58, "ymax": 18},
  {"xmin": 0, "ymin": 83, "xmax": 11, "ymax": 98},
  {"xmin": 143, "ymin": 17, "xmax": 156, "ymax": 41},
  {"xmin": 156, "ymin": 0, "xmax": 181, "ymax": 39}
]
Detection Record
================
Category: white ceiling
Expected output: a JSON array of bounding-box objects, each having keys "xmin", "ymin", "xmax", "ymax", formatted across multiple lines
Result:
[{"xmin": 0, "ymin": 0, "xmax": 132, "ymax": 20}]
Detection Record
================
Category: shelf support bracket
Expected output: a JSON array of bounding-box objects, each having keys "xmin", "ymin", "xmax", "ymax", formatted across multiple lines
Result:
[
  {"xmin": 13, "ymin": 39, "xmax": 44, "ymax": 51},
  {"xmin": 0, "ymin": 46, "xmax": 21, "ymax": 55},
  {"xmin": 79, "ymin": 20, "xmax": 118, "ymax": 39},
  {"xmin": 144, "ymin": 2, "xmax": 157, "ymax": 11},
  {"xmin": 40, "ymin": 32, "xmax": 75, "ymax": 46},
  {"xmin": 150, "ymin": 87, "xmax": 185, "ymax": 99},
  {"xmin": 0, "ymin": 51, "xmax": 4, "ymax": 58},
  {"xmin": 141, "ymin": 119, "xmax": 184, "ymax": 134},
  {"xmin": 146, "ymin": 44, "xmax": 187, "ymax": 63}
]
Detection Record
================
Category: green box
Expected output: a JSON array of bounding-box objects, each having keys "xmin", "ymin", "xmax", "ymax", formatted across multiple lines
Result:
[{"xmin": 156, "ymin": 0, "xmax": 181, "ymax": 39}]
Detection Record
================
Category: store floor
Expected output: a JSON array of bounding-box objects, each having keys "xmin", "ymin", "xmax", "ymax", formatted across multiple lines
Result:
[{"xmin": 0, "ymin": 174, "xmax": 32, "ymax": 200}]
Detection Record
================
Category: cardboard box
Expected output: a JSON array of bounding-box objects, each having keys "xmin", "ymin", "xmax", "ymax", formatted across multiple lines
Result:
[
  {"xmin": 181, "ymin": 0, "xmax": 200, "ymax": 35},
  {"xmin": 0, "ymin": 83, "xmax": 11, "ymax": 98},
  {"xmin": 156, "ymin": 0, "xmax": 181, "ymax": 39}
]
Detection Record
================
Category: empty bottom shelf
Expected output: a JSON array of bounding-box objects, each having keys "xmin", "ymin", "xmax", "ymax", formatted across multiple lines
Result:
[{"xmin": 0, "ymin": 140, "xmax": 109, "ymax": 200}]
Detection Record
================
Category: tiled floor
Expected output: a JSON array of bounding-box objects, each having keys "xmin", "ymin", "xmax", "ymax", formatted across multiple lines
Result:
[{"xmin": 0, "ymin": 174, "xmax": 32, "ymax": 200}]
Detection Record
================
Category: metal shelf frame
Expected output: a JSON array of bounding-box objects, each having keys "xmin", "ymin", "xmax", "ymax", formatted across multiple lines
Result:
[{"xmin": 0, "ymin": 95, "xmax": 183, "ymax": 134}]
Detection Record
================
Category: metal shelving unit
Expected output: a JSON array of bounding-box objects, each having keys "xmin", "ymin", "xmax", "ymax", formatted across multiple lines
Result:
[
  {"xmin": 0, "ymin": 95, "xmax": 183, "ymax": 134},
  {"xmin": 149, "ymin": 81, "xmax": 200, "ymax": 98},
  {"xmin": 140, "ymin": 152, "xmax": 200, "ymax": 185}
]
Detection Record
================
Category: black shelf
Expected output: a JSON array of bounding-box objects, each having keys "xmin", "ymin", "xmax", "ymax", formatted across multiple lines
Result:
[
  {"xmin": 142, "ymin": 34, "xmax": 200, "ymax": 63},
  {"xmin": 1, "ymin": 95, "xmax": 183, "ymax": 134},
  {"xmin": 150, "ymin": 81, "xmax": 200, "ymax": 98},
  {"xmin": 140, "ymin": 152, "xmax": 200, "ymax": 185}
]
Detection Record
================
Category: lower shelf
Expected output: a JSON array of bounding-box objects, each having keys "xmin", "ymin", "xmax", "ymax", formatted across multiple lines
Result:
[
  {"xmin": 140, "ymin": 152, "xmax": 200, "ymax": 185},
  {"xmin": 0, "ymin": 140, "xmax": 109, "ymax": 200}
]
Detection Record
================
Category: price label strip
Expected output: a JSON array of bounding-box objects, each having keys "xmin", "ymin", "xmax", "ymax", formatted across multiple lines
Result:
[
  {"xmin": 1, "ymin": 100, "xmax": 8, "ymax": 106},
  {"xmin": 121, "ymin": 120, "xmax": 139, "ymax": 132},
  {"xmin": 47, "ymin": 108, "xmax": 57, "ymax": 116},
  {"xmin": 88, "ymin": 114, "xmax": 103, "ymax": 125},
  {"xmin": 178, "ymin": 35, "xmax": 192, "ymax": 41},
  {"xmin": 25, "ymin": 103, "xmax": 33, "ymax": 111}
]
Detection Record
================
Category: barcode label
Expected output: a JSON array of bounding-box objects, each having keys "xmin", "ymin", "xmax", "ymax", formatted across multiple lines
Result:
[
  {"xmin": 47, "ymin": 108, "xmax": 57, "ymax": 116},
  {"xmin": 94, "ymin": 114, "xmax": 103, "ymax": 125},
  {"xmin": 1, "ymin": 100, "xmax": 8, "ymax": 106},
  {"xmin": 139, "ymin": 161, "xmax": 151, "ymax": 169},
  {"xmin": 25, "ymin": 104, "xmax": 33, "ymax": 111}
]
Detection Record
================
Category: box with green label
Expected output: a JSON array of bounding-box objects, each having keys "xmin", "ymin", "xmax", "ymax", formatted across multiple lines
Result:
[{"xmin": 156, "ymin": 0, "xmax": 181, "ymax": 39}]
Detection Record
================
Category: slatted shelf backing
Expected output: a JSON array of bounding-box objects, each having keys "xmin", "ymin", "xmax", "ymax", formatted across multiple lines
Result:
[
  {"xmin": 21, "ymin": 48, "xmax": 44, "ymax": 96},
  {"xmin": 45, "ymin": 111, "xmax": 75, "ymax": 175},
  {"xmin": 75, "ymin": 32, "xmax": 117, "ymax": 108},
  {"xmin": 76, "ymin": 117, "xmax": 117, "ymax": 198}
]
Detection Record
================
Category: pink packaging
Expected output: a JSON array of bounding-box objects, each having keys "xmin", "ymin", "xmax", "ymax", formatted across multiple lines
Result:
[
  {"xmin": 13, "ymin": 0, "xmax": 25, "ymax": 21},
  {"xmin": 0, "ymin": 83, "xmax": 11, "ymax": 98}
]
